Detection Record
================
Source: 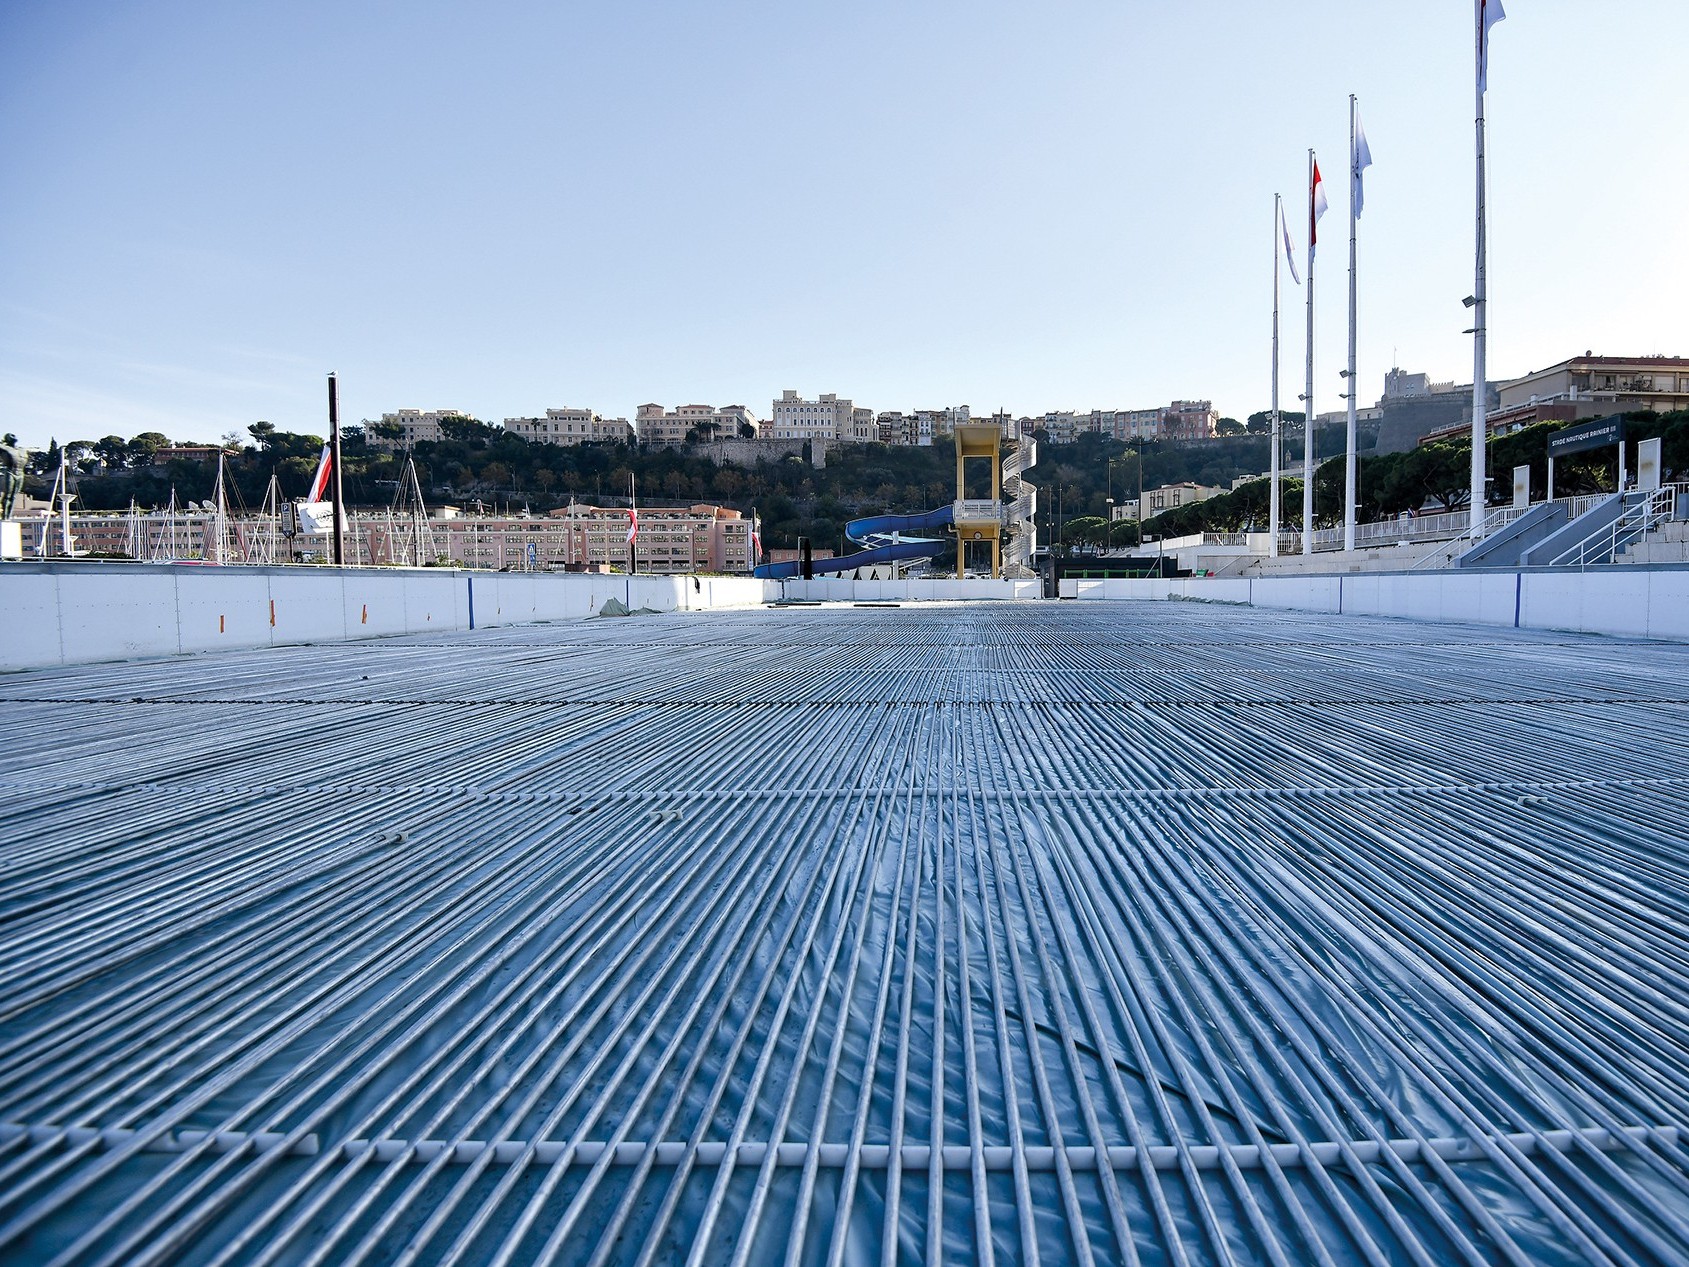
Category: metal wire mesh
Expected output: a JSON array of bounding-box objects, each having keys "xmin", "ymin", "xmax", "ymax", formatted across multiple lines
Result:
[{"xmin": 2, "ymin": 603, "xmax": 1687, "ymax": 1265}]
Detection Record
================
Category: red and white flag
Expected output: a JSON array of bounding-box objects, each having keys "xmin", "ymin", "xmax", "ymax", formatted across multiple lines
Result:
[
  {"xmin": 306, "ymin": 442, "xmax": 332, "ymax": 502},
  {"xmin": 1281, "ymin": 201, "xmax": 1301, "ymax": 286},
  {"xmin": 1308, "ymin": 160, "xmax": 1329, "ymax": 263},
  {"xmin": 626, "ymin": 505, "xmax": 639, "ymax": 545},
  {"xmin": 750, "ymin": 515, "xmax": 762, "ymax": 561},
  {"xmin": 1479, "ymin": 0, "xmax": 1505, "ymax": 94}
]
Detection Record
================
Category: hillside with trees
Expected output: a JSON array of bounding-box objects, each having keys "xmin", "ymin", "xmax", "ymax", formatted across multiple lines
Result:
[
  {"xmin": 1137, "ymin": 410, "xmax": 1689, "ymax": 540},
  {"xmin": 26, "ymin": 417, "xmax": 1289, "ymax": 553}
]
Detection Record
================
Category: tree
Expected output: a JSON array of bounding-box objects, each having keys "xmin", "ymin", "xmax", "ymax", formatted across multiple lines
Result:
[
  {"xmin": 1215, "ymin": 416, "xmax": 1245, "ymax": 437},
  {"xmin": 1061, "ymin": 515, "xmax": 1109, "ymax": 548},
  {"xmin": 128, "ymin": 432, "xmax": 169, "ymax": 465},
  {"xmin": 95, "ymin": 436, "xmax": 128, "ymax": 470},
  {"xmin": 249, "ymin": 421, "xmax": 277, "ymax": 449},
  {"xmin": 438, "ymin": 414, "xmax": 494, "ymax": 444}
]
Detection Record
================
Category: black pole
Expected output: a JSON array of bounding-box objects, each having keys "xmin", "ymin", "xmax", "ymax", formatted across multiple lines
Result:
[{"xmin": 329, "ymin": 372, "xmax": 344, "ymax": 567}]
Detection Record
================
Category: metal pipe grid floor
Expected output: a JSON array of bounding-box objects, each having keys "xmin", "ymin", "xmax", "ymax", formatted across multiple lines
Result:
[{"xmin": 2, "ymin": 602, "xmax": 1688, "ymax": 1267}]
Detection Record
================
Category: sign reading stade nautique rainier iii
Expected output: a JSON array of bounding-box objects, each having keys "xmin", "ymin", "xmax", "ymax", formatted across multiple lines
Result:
[{"xmin": 1546, "ymin": 415, "xmax": 1624, "ymax": 460}]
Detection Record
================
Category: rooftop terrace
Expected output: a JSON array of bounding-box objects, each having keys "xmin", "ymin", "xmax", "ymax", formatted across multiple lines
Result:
[{"xmin": 2, "ymin": 603, "xmax": 1688, "ymax": 1265}]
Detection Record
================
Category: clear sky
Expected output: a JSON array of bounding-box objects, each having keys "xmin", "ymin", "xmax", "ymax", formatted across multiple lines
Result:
[{"xmin": 1, "ymin": 0, "xmax": 1684, "ymax": 450}]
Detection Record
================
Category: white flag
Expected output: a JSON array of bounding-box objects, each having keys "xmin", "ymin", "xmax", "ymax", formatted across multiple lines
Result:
[
  {"xmin": 1480, "ymin": 0, "xmax": 1506, "ymax": 94},
  {"xmin": 1353, "ymin": 108, "xmax": 1374, "ymax": 218},
  {"xmin": 1281, "ymin": 201, "xmax": 1301, "ymax": 286}
]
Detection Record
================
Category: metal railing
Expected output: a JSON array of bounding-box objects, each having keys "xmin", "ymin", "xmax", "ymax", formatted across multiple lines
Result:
[
  {"xmin": 1545, "ymin": 483, "xmax": 1689, "ymax": 569},
  {"xmin": 1307, "ymin": 505, "xmax": 1529, "ymax": 553},
  {"xmin": 953, "ymin": 498, "xmax": 1003, "ymax": 522},
  {"xmin": 1408, "ymin": 506, "xmax": 1528, "ymax": 570}
]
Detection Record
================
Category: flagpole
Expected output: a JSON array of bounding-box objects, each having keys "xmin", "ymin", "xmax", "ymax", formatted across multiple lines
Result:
[
  {"xmin": 1344, "ymin": 94, "xmax": 1360, "ymax": 552},
  {"xmin": 328, "ymin": 372, "xmax": 344, "ymax": 567},
  {"xmin": 1302, "ymin": 149, "xmax": 1316, "ymax": 557},
  {"xmin": 1270, "ymin": 194, "xmax": 1282, "ymax": 558},
  {"xmin": 629, "ymin": 472, "xmax": 638, "ymax": 574},
  {"xmin": 1470, "ymin": 0, "xmax": 1490, "ymax": 536}
]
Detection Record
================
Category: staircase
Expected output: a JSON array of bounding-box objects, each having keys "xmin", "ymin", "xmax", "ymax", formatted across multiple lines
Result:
[
  {"xmin": 1001, "ymin": 438, "xmax": 1038, "ymax": 576},
  {"xmin": 1526, "ymin": 484, "xmax": 1689, "ymax": 568}
]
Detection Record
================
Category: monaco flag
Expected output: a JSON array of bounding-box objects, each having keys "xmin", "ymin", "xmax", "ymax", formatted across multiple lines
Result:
[
  {"xmin": 1308, "ymin": 160, "xmax": 1329, "ymax": 263},
  {"xmin": 1480, "ymin": 0, "xmax": 1506, "ymax": 94},
  {"xmin": 750, "ymin": 516, "xmax": 762, "ymax": 560},
  {"xmin": 307, "ymin": 442, "xmax": 332, "ymax": 502},
  {"xmin": 626, "ymin": 505, "xmax": 639, "ymax": 545}
]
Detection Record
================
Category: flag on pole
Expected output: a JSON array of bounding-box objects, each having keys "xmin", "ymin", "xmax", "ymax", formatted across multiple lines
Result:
[
  {"xmin": 1308, "ymin": 160, "xmax": 1329, "ymax": 262},
  {"xmin": 1353, "ymin": 108, "xmax": 1374, "ymax": 218},
  {"xmin": 1480, "ymin": 0, "xmax": 1506, "ymax": 94},
  {"xmin": 750, "ymin": 513, "xmax": 762, "ymax": 561},
  {"xmin": 626, "ymin": 505, "xmax": 639, "ymax": 545},
  {"xmin": 307, "ymin": 442, "xmax": 332, "ymax": 502},
  {"xmin": 1281, "ymin": 201, "xmax": 1301, "ymax": 285}
]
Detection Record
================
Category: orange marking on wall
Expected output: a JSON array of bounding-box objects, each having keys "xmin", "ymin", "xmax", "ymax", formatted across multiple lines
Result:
[
  {"xmin": 269, "ymin": 599, "xmax": 276, "ymax": 627},
  {"xmin": 361, "ymin": 604, "xmax": 368, "ymax": 625},
  {"xmin": 219, "ymin": 614, "xmax": 225, "ymax": 633}
]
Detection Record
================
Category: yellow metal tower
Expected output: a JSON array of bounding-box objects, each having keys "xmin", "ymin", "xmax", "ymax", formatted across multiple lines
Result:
[{"xmin": 952, "ymin": 424, "xmax": 1003, "ymax": 578}]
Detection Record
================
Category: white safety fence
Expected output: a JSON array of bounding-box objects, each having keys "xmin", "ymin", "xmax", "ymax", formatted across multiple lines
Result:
[
  {"xmin": 1, "ymin": 563, "xmax": 777, "ymax": 670},
  {"xmin": 1059, "ymin": 570, "xmax": 1689, "ymax": 641}
]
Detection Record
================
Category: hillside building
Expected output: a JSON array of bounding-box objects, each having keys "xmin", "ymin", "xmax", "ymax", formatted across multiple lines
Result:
[
  {"xmin": 502, "ymin": 408, "xmax": 634, "ymax": 446},
  {"xmin": 634, "ymin": 403, "xmax": 758, "ymax": 448}
]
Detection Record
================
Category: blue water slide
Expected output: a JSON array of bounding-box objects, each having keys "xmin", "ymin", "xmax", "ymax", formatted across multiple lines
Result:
[{"xmin": 753, "ymin": 504, "xmax": 955, "ymax": 578}]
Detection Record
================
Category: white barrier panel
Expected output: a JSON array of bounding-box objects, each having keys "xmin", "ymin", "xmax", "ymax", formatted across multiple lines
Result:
[
  {"xmin": 776, "ymin": 578, "xmax": 1034, "ymax": 603},
  {"xmin": 1087, "ymin": 569, "xmax": 1689, "ymax": 643},
  {"xmin": 175, "ymin": 569, "xmax": 272, "ymax": 654},
  {"xmin": 0, "ymin": 564, "xmax": 784, "ymax": 670},
  {"xmin": 56, "ymin": 568, "xmax": 180, "ymax": 662}
]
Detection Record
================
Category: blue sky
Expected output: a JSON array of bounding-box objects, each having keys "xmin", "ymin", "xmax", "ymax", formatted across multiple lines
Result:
[{"xmin": 1, "ymin": 0, "xmax": 1684, "ymax": 449}]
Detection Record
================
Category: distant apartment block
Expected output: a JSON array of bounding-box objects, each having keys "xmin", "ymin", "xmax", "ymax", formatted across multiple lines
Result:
[
  {"xmin": 1119, "ymin": 481, "xmax": 1226, "ymax": 522},
  {"xmin": 1027, "ymin": 401, "xmax": 1218, "ymax": 445},
  {"xmin": 1114, "ymin": 408, "xmax": 1166, "ymax": 441},
  {"xmin": 153, "ymin": 445, "xmax": 238, "ymax": 463},
  {"xmin": 1162, "ymin": 401, "xmax": 1219, "ymax": 441},
  {"xmin": 1493, "ymin": 353, "xmax": 1689, "ymax": 428},
  {"xmin": 876, "ymin": 412, "xmax": 912, "ymax": 445},
  {"xmin": 635, "ymin": 403, "xmax": 758, "ymax": 448},
  {"xmin": 430, "ymin": 503, "xmax": 753, "ymax": 574},
  {"xmin": 368, "ymin": 409, "xmax": 465, "ymax": 450},
  {"xmin": 769, "ymin": 391, "xmax": 870, "ymax": 443},
  {"xmin": 502, "ymin": 408, "xmax": 633, "ymax": 446}
]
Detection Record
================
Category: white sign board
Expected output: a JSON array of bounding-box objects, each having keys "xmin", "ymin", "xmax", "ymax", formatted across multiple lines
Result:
[
  {"xmin": 295, "ymin": 501, "xmax": 341, "ymax": 535},
  {"xmin": 1513, "ymin": 465, "xmax": 1531, "ymax": 509},
  {"xmin": 1637, "ymin": 436, "xmax": 1662, "ymax": 493}
]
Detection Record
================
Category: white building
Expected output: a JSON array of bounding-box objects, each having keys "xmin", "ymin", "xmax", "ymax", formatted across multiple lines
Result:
[
  {"xmin": 635, "ymin": 403, "xmax": 759, "ymax": 448},
  {"xmin": 768, "ymin": 391, "xmax": 869, "ymax": 443},
  {"xmin": 368, "ymin": 409, "xmax": 465, "ymax": 450},
  {"xmin": 502, "ymin": 408, "xmax": 633, "ymax": 446}
]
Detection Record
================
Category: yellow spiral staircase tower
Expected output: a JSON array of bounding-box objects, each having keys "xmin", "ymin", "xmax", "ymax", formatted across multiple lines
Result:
[{"xmin": 952, "ymin": 424, "xmax": 1004, "ymax": 578}]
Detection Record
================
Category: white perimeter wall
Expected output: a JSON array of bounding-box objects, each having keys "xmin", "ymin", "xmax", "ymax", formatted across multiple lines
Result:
[
  {"xmin": 1059, "ymin": 571, "xmax": 1689, "ymax": 641},
  {"xmin": 776, "ymin": 578, "xmax": 1042, "ymax": 603},
  {"xmin": 2, "ymin": 564, "xmax": 777, "ymax": 670}
]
